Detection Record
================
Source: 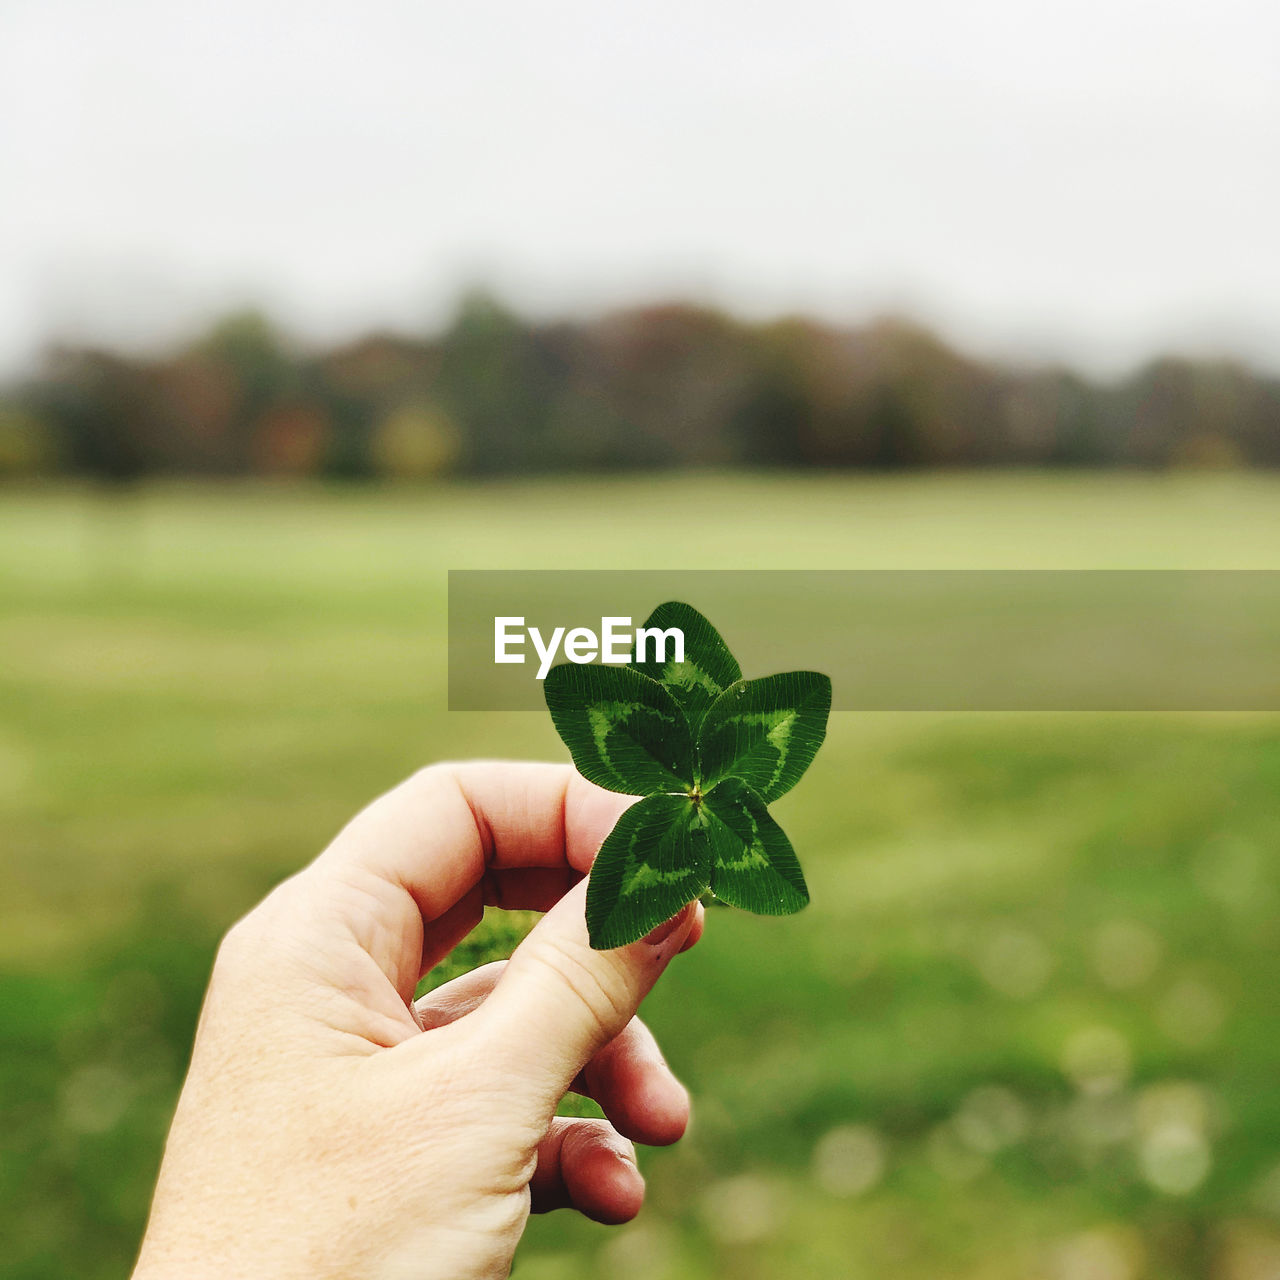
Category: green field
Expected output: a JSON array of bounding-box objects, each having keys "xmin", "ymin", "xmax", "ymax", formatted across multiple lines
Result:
[{"xmin": 4, "ymin": 474, "xmax": 1280, "ymax": 1280}]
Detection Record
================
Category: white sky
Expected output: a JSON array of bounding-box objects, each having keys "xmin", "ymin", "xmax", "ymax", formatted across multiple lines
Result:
[{"xmin": 2, "ymin": 0, "xmax": 1278, "ymax": 377}]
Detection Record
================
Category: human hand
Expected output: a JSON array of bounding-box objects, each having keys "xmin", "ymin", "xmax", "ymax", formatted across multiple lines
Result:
[{"xmin": 131, "ymin": 761, "xmax": 703, "ymax": 1280}]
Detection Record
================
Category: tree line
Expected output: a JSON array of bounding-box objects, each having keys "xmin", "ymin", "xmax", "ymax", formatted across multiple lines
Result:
[{"xmin": 2, "ymin": 291, "xmax": 1278, "ymax": 479}]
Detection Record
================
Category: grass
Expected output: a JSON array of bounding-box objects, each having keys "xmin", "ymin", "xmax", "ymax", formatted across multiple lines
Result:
[{"xmin": 3, "ymin": 473, "xmax": 1280, "ymax": 1279}]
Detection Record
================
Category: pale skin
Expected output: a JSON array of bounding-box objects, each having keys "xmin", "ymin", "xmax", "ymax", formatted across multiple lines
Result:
[{"xmin": 131, "ymin": 761, "xmax": 704, "ymax": 1280}]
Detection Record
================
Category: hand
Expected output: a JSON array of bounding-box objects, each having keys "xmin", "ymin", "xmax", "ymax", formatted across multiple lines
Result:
[{"xmin": 131, "ymin": 761, "xmax": 703, "ymax": 1280}]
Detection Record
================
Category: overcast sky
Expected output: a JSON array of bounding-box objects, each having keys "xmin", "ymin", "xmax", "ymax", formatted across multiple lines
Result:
[{"xmin": 2, "ymin": 0, "xmax": 1278, "ymax": 376}]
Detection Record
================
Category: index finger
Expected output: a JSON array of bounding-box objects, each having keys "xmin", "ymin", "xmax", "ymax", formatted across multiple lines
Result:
[{"xmin": 316, "ymin": 760, "xmax": 633, "ymax": 923}]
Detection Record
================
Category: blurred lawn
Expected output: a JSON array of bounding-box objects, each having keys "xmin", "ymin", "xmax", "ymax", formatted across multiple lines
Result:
[{"xmin": 3, "ymin": 473, "xmax": 1280, "ymax": 1280}]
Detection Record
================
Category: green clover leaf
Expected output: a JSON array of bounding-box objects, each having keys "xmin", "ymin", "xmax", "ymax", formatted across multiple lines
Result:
[
  {"xmin": 543, "ymin": 662, "xmax": 694, "ymax": 795},
  {"xmin": 629, "ymin": 600, "xmax": 741, "ymax": 733},
  {"xmin": 580, "ymin": 793, "xmax": 712, "ymax": 950},
  {"xmin": 699, "ymin": 777, "xmax": 809, "ymax": 914},
  {"xmin": 543, "ymin": 601, "xmax": 831, "ymax": 949},
  {"xmin": 697, "ymin": 670, "xmax": 832, "ymax": 803}
]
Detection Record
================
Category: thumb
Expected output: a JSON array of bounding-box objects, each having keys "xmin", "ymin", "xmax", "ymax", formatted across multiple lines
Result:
[{"xmin": 472, "ymin": 879, "xmax": 696, "ymax": 1112}]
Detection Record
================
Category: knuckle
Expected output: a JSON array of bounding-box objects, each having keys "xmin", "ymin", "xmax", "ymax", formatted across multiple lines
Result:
[
  {"xmin": 407, "ymin": 760, "xmax": 462, "ymax": 794},
  {"xmin": 407, "ymin": 761, "xmax": 445, "ymax": 790},
  {"xmin": 214, "ymin": 911, "xmax": 260, "ymax": 972},
  {"xmin": 212, "ymin": 878, "xmax": 302, "ymax": 978}
]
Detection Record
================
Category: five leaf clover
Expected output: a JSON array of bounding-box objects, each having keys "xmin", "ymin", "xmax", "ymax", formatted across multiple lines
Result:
[{"xmin": 543, "ymin": 601, "xmax": 832, "ymax": 949}]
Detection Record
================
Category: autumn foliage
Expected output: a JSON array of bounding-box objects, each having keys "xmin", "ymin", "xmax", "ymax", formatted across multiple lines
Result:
[{"xmin": 4, "ymin": 293, "xmax": 1278, "ymax": 480}]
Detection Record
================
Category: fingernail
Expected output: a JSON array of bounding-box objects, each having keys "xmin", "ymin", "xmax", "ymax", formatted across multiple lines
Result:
[{"xmin": 643, "ymin": 905, "xmax": 691, "ymax": 947}]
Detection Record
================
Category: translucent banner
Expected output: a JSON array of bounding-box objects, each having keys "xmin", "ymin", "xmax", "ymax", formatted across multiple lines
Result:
[{"xmin": 447, "ymin": 570, "xmax": 1280, "ymax": 711}]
